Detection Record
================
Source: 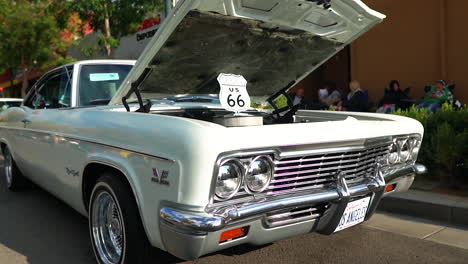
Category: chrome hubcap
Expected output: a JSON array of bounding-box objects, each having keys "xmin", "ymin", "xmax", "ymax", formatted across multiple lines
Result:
[
  {"xmin": 92, "ymin": 191, "xmax": 124, "ymax": 264},
  {"xmin": 4, "ymin": 149, "xmax": 13, "ymax": 188}
]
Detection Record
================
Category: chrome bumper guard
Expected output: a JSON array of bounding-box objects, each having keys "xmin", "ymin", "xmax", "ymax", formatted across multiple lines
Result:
[{"xmin": 160, "ymin": 164, "xmax": 427, "ymax": 233}]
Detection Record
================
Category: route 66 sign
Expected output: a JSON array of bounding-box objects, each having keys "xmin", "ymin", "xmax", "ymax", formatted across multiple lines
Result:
[{"xmin": 218, "ymin": 73, "xmax": 251, "ymax": 113}]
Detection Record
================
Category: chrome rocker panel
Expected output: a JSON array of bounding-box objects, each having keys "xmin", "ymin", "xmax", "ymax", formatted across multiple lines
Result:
[{"xmin": 159, "ymin": 164, "xmax": 426, "ymax": 260}]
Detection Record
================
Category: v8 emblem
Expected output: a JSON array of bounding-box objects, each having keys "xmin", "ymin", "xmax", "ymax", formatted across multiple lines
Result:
[{"xmin": 152, "ymin": 168, "xmax": 169, "ymax": 186}]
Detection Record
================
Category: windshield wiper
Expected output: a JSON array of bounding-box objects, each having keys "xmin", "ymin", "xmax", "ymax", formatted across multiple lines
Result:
[{"xmin": 122, "ymin": 67, "xmax": 153, "ymax": 113}]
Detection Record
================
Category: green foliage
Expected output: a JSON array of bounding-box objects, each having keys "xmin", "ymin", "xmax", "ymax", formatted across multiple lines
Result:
[
  {"xmin": 251, "ymin": 95, "xmax": 289, "ymax": 110},
  {"xmin": 327, "ymin": 104, "xmax": 337, "ymax": 111},
  {"xmin": 275, "ymin": 95, "xmax": 289, "ymax": 109},
  {"xmin": 394, "ymin": 103, "xmax": 468, "ymax": 186},
  {"xmin": 68, "ymin": 0, "xmax": 165, "ymax": 56},
  {"xmin": 81, "ymin": 46, "xmax": 98, "ymax": 58},
  {"xmin": 0, "ymin": 0, "xmax": 75, "ymax": 95}
]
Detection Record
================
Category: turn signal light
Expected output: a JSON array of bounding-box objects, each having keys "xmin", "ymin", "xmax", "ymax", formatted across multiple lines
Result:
[
  {"xmin": 385, "ymin": 184, "xmax": 397, "ymax": 193},
  {"xmin": 219, "ymin": 226, "xmax": 249, "ymax": 243}
]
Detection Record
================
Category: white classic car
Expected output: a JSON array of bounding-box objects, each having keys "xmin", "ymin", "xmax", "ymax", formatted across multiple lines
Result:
[{"xmin": 0, "ymin": 1, "xmax": 426, "ymax": 263}]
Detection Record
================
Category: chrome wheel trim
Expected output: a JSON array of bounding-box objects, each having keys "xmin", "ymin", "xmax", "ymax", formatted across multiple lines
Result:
[
  {"xmin": 4, "ymin": 149, "xmax": 13, "ymax": 188},
  {"xmin": 91, "ymin": 190, "xmax": 125, "ymax": 264}
]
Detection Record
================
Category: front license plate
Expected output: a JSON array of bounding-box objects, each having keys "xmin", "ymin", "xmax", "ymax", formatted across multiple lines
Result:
[{"xmin": 334, "ymin": 196, "xmax": 371, "ymax": 232}]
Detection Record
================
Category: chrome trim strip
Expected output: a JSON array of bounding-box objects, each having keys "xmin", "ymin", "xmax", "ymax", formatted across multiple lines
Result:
[
  {"xmin": 273, "ymin": 157, "xmax": 378, "ymax": 177},
  {"xmin": 414, "ymin": 164, "xmax": 427, "ymax": 175},
  {"xmin": 220, "ymin": 190, "xmax": 339, "ymax": 221},
  {"xmin": 274, "ymin": 146, "xmax": 389, "ymax": 166},
  {"xmin": 265, "ymin": 207, "xmax": 321, "ymax": 220},
  {"xmin": 160, "ymin": 208, "xmax": 225, "ymax": 233},
  {"xmin": 0, "ymin": 126, "xmax": 175, "ymax": 162},
  {"xmin": 383, "ymin": 163, "xmax": 426, "ymax": 182}
]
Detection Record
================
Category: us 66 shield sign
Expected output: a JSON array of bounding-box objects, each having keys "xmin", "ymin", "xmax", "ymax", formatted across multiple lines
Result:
[{"xmin": 218, "ymin": 73, "xmax": 251, "ymax": 113}]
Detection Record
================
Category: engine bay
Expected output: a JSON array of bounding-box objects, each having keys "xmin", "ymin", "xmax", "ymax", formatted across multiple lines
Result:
[{"xmin": 152, "ymin": 107, "xmax": 394, "ymax": 127}]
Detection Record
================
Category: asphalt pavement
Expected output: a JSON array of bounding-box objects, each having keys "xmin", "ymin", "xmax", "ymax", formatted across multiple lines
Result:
[{"xmin": 0, "ymin": 170, "xmax": 467, "ymax": 264}]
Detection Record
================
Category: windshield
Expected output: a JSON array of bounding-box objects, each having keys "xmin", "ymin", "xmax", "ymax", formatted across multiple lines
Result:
[
  {"xmin": 78, "ymin": 64, "xmax": 133, "ymax": 106},
  {"xmin": 128, "ymin": 10, "xmax": 340, "ymax": 105}
]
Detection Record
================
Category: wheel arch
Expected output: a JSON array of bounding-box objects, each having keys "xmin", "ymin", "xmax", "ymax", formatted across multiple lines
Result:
[
  {"xmin": 0, "ymin": 139, "xmax": 21, "ymax": 163},
  {"xmin": 81, "ymin": 160, "xmax": 141, "ymax": 214},
  {"xmin": 0, "ymin": 138, "xmax": 11, "ymax": 154},
  {"xmin": 83, "ymin": 160, "xmax": 156, "ymax": 259},
  {"xmin": 0, "ymin": 141, "xmax": 6, "ymax": 154}
]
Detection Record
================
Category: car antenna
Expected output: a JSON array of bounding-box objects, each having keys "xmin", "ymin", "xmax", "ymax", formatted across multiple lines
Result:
[{"xmin": 122, "ymin": 67, "xmax": 153, "ymax": 113}]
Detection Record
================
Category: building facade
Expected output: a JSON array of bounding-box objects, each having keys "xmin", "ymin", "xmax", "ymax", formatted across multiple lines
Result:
[{"xmin": 352, "ymin": 0, "xmax": 467, "ymax": 104}]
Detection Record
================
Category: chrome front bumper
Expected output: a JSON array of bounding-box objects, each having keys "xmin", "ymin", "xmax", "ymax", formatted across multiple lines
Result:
[{"xmin": 159, "ymin": 164, "xmax": 426, "ymax": 260}]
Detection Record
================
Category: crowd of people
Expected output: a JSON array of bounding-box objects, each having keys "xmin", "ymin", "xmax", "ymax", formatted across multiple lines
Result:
[{"xmin": 288, "ymin": 79, "xmax": 455, "ymax": 113}]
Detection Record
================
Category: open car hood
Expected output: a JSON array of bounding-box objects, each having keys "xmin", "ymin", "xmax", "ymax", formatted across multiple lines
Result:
[{"xmin": 110, "ymin": 0, "xmax": 384, "ymax": 106}]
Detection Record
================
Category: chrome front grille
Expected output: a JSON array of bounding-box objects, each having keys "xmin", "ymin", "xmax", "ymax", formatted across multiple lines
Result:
[
  {"xmin": 213, "ymin": 143, "xmax": 391, "ymax": 204},
  {"xmin": 270, "ymin": 145, "xmax": 390, "ymax": 194},
  {"xmin": 264, "ymin": 204, "xmax": 329, "ymax": 228}
]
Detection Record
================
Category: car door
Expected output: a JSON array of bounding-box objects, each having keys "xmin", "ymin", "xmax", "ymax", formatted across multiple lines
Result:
[{"xmin": 17, "ymin": 67, "xmax": 73, "ymax": 193}]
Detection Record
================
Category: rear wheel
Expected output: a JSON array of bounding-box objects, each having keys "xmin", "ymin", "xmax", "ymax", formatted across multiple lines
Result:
[
  {"xmin": 89, "ymin": 173, "xmax": 152, "ymax": 264},
  {"xmin": 3, "ymin": 146, "xmax": 27, "ymax": 191}
]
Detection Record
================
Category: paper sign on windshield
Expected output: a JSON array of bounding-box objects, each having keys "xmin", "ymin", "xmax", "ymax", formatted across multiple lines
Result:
[
  {"xmin": 218, "ymin": 73, "xmax": 251, "ymax": 113},
  {"xmin": 90, "ymin": 73, "xmax": 120, "ymax": 82}
]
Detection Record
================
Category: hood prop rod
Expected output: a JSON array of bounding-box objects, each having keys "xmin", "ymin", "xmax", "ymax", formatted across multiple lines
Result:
[
  {"xmin": 266, "ymin": 80, "xmax": 296, "ymax": 119},
  {"xmin": 122, "ymin": 67, "xmax": 153, "ymax": 113}
]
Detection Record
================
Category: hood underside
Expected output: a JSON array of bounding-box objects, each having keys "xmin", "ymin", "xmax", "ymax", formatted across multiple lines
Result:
[
  {"xmin": 141, "ymin": 10, "xmax": 339, "ymax": 96},
  {"xmin": 110, "ymin": 0, "xmax": 385, "ymax": 105}
]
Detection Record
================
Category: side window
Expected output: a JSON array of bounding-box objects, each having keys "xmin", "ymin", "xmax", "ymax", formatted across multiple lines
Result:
[{"xmin": 25, "ymin": 68, "xmax": 72, "ymax": 109}]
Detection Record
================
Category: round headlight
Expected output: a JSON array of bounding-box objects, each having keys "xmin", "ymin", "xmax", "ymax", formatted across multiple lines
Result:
[
  {"xmin": 407, "ymin": 137, "xmax": 420, "ymax": 161},
  {"xmin": 397, "ymin": 138, "xmax": 410, "ymax": 162},
  {"xmin": 387, "ymin": 142, "xmax": 399, "ymax": 164},
  {"xmin": 215, "ymin": 159, "xmax": 244, "ymax": 200},
  {"xmin": 245, "ymin": 156, "xmax": 274, "ymax": 193}
]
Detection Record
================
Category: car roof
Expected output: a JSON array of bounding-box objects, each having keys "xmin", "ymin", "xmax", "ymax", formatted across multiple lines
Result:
[
  {"xmin": 0, "ymin": 98, "xmax": 23, "ymax": 101},
  {"xmin": 51, "ymin": 59, "xmax": 137, "ymax": 72}
]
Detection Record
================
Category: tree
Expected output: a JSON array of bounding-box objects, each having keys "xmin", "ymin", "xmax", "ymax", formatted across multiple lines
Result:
[
  {"xmin": 69, "ymin": 0, "xmax": 165, "ymax": 57},
  {"xmin": 0, "ymin": 0, "xmax": 74, "ymax": 97}
]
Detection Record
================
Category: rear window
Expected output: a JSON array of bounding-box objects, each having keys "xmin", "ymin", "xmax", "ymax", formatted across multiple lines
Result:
[{"xmin": 78, "ymin": 64, "xmax": 133, "ymax": 106}]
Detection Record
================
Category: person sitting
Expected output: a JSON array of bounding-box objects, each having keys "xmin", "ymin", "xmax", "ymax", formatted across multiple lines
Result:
[
  {"xmin": 288, "ymin": 87, "xmax": 306, "ymax": 106},
  {"xmin": 417, "ymin": 80, "xmax": 453, "ymax": 112},
  {"xmin": 377, "ymin": 80, "xmax": 408, "ymax": 113},
  {"xmin": 337, "ymin": 80, "xmax": 368, "ymax": 112},
  {"xmin": 319, "ymin": 81, "xmax": 342, "ymax": 107}
]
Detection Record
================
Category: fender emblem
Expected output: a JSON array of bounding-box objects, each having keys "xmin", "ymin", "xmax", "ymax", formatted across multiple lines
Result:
[{"xmin": 152, "ymin": 168, "xmax": 169, "ymax": 186}]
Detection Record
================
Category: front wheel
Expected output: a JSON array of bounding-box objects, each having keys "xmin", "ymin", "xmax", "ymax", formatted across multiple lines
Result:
[
  {"xmin": 3, "ymin": 146, "xmax": 27, "ymax": 191},
  {"xmin": 89, "ymin": 174, "xmax": 152, "ymax": 264}
]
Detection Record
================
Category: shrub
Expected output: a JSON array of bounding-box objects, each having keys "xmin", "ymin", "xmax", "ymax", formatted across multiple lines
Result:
[{"xmin": 394, "ymin": 103, "xmax": 468, "ymax": 186}]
